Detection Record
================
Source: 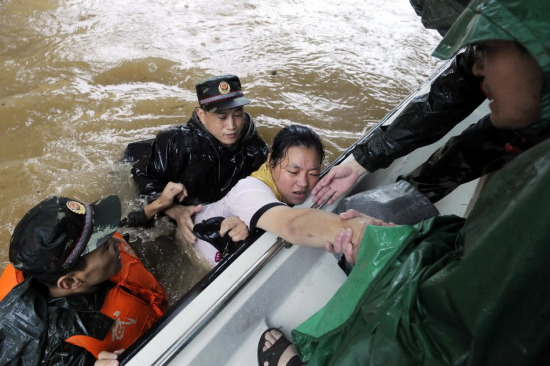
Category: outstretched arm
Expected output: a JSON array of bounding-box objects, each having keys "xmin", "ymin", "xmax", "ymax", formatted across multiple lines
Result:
[{"xmin": 256, "ymin": 205, "xmax": 369, "ymax": 249}]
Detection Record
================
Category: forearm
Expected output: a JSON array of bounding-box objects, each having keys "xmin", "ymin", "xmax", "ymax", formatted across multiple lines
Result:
[
  {"xmin": 354, "ymin": 96, "xmax": 480, "ymax": 172},
  {"xmin": 137, "ymin": 182, "xmax": 186, "ymax": 221},
  {"xmin": 123, "ymin": 198, "xmax": 168, "ymax": 227},
  {"xmin": 143, "ymin": 199, "xmax": 168, "ymax": 220},
  {"xmin": 277, "ymin": 208, "xmax": 366, "ymax": 249}
]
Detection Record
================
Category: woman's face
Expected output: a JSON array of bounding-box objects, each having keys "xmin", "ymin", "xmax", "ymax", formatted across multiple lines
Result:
[
  {"xmin": 472, "ymin": 40, "xmax": 543, "ymax": 130},
  {"xmin": 271, "ymin": 146, "xmax": 321, "ymax": 205}
]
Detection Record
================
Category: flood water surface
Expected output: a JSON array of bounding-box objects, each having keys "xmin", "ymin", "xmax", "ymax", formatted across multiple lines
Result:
[{"xmin": 0, "ymin": 0, "xmax": 442, "ymax": 302}]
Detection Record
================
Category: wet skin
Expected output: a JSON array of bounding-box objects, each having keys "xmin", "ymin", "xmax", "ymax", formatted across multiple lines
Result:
[
  {"xmin": 270, "ymin": 146, "xmax": 321, "ymax": 205},
  {"xmin": 75, "ymin": 236, "xmax": 123, "ymax": 292},
  {"xmin": 196, "ymin": 106, "xmax": 245, "ymax": 146}
]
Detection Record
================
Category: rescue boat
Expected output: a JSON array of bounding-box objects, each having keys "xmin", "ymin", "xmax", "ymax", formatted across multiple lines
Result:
[{"xmin": 119, "ymin": 60, "xmax": 490, "ymax": 365}]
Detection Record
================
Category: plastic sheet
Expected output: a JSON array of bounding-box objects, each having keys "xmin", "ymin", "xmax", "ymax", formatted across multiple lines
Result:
[{"xmin": 336, "ymin": 180, "xmax": 439, "ymax": 225}]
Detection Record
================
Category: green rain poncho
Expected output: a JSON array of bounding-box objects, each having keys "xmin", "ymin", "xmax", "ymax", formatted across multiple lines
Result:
[{"xmin": 292, "ymin": 0, "xmax": 550, "ymax": 364}]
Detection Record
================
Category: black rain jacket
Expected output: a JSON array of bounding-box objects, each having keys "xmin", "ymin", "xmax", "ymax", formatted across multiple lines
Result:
[
  {"xmin": 0, "ymin": 277, "xmax": 114, "ymax": 366},
  {"xmin": 352, "ymin": 46, "xmax": 486, "ymax": 174},
  {"xmin": 402, "ymin": 116, "xmax": 550, "ymax": 202},
  {"xmin": 131, "ymin": 111, "xmax": 268, "ymax": 205},
  {"xmin": 353, "ymin": 0, "xmax": 550, "ymax": 202}
]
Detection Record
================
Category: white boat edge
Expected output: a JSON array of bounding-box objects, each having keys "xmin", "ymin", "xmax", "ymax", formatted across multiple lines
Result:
[{"xmin": 122, "ymin": 60, "xmax": 491, "ymax": 366}]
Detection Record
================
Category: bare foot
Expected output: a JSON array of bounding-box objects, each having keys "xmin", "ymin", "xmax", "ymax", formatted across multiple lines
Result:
[{"xmin": 261, "ymin": 329, "xmax": 303, "ymax": 366}]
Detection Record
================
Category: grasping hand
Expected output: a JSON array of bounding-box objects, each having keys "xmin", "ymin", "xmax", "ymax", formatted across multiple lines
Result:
[
  {"xmin": 95, "ymin": 349, "xmax": 124, "ymax": 366},
  {"xmin": 220, "ymin": 216, "xmax": 249, "ymax": 242},
  {"xmin": 325, "ymin": 209, "xmax": 392, "ymax": 264},
  {"xmin": 144, "ymin": 182, "xmax": 187, "ymax": 220},
  {"xmin": 164, "ymin": 204, "xmax": 203, "ymax": 243},
  {"xmin": 312, "ymin": 159, "xmax": 367, "ymax": 206},
  {"xmin": 158, "ymin": 182, "xmax": 187, "ymax": 207},
  {"xmin": 326, "ymin": 227, "xmax": 356, "ymax": 264}
]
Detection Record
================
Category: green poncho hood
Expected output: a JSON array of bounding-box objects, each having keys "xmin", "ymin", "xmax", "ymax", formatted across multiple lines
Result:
[{"xmin": 434, "ymin": 0, "xmax": 550, "ymax": 133}]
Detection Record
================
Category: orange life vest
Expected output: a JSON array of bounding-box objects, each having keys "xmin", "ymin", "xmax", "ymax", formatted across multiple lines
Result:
[
  {"xmin": 0, "ymin": 263, "xmax": 24, "ymax": 302},
  {"xmin": 0, "ymin": 232, "xmax": 168, "ymax": 359}
]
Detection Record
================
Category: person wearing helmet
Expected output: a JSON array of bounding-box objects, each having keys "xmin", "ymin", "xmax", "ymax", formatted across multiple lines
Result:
[{"xmin": 0, "ymin": 195, "xmax": 168, "ymax": 365}]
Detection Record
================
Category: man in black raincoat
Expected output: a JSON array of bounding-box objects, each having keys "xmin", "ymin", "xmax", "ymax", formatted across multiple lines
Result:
[{"xmin": 128, "ymin": 75, "xmax": 268, "ymax": 243}]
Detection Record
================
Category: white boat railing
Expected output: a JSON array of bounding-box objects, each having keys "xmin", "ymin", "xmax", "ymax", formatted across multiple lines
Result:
[{"xmin": 150, "ymin": 238, "xmax": 288, "ymax": 365}]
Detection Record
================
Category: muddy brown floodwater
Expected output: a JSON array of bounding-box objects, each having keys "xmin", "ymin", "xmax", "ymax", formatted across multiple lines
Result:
[{"xmin": 0, "ymin": 0, "xmax": 442, "ymax": 302}]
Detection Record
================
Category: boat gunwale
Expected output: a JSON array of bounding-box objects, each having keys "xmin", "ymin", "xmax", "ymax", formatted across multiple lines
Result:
[{"xmin": 119, "ymin": 59, "xmax": 456, "ymax": 365}]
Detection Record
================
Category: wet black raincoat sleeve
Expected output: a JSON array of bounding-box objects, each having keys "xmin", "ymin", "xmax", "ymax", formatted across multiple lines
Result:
[
  {"xmin": 40, "ymin": 342, "xmax": 97, "ymax": 366},
  {"xmin": 131, "ymin": 125, "xmax": 192, "ymax": 197},
  {"xmin": 400, "ymin": 116, "xmax": 550, "ymax": 202},
  {"xmin": 410, "ymin": 0, "xmax": 472, "ymax": 36},
  {"xmin": 352, "ymin": 46, "xmax": 486, "ymax": 173}
]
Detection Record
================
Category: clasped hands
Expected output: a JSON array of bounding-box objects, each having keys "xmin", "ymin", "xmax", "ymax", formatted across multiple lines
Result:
[{"xmin": 326, "ymin": 209, "xmax": 395, "ymax": 264}]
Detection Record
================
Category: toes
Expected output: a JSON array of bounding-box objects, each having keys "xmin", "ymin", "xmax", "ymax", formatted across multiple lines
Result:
[
  {"xmin": 267, "ymin": 329, "xmax": 283, "ymax": 342},
  {"xmin": 262, "ymin": 329, "xmax": 283, "ymax": 353}
]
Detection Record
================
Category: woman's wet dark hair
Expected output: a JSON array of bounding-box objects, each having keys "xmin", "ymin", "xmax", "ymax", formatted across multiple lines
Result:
[{"xmin": 269, "ymin": 125, "xmax": 324, "ymax": 167}]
